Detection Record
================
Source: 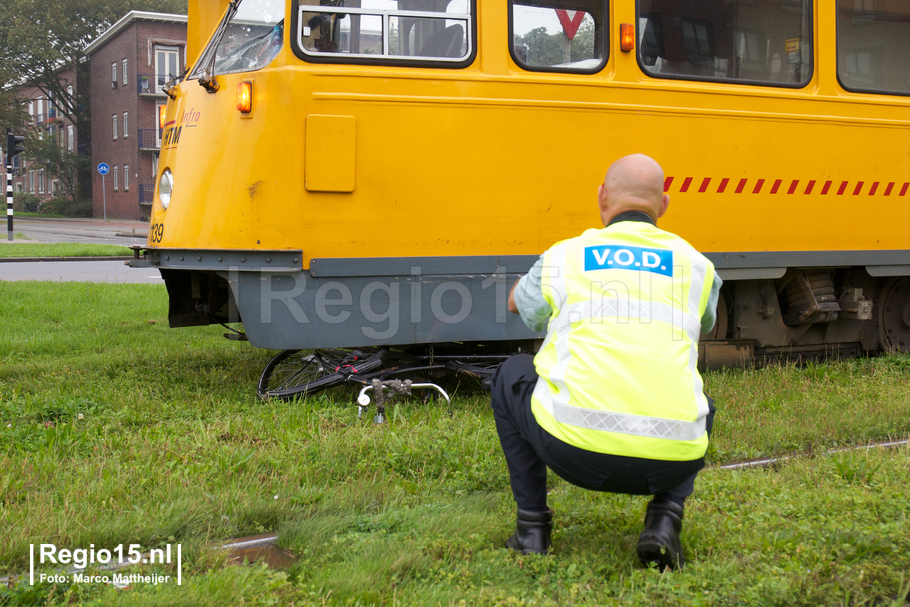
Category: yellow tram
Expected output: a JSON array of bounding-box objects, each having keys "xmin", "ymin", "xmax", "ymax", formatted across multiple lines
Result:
[{"xmin": 131, "ymin": 0, "xmax": 910, "ymax": 368}]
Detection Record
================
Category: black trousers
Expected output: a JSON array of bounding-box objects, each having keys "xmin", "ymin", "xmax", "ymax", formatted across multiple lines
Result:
[{"xmin": 490, "ymin": 354, "xmax": 716, "ymax": 511}]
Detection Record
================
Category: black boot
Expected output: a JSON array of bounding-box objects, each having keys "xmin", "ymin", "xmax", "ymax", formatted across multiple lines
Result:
[
  {"xmin": 637, "ymin": 499, "xmax": 685, "ymax": 570},
  {"xmin": 505, "ymin": 508, "xmax": 554, "ymax": 555}
]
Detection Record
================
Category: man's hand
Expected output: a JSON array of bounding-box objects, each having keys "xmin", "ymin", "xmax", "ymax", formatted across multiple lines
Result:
[{"xmin": 508, "ymin": 279, "xmax": 520, "ymax": 314}]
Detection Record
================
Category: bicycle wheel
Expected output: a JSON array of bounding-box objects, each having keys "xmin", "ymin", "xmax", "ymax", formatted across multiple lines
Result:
[
  {"xmin": 258, "ymin": 348, "xmax": 389, "ymax": 401},
  {"xmin": 257, "ymin": 350, "xmax": 339, "ymax": 400},
  {"xmin": 446, "ymin": 358, "xmax": 504, "ymax": 391}
]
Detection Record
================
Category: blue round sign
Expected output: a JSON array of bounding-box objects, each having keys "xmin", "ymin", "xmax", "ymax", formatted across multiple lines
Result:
[{"xmin": 97, "ymin": 163, "xmax": 110, "ymax": 175}]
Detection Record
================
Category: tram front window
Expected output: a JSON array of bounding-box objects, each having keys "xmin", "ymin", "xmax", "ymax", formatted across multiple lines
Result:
[
  {"xmin": 510, "ymin": 1, "xmax": 606, "ymax": 73},
  {"xmin": 638, "ymin": 0, "xmax": 812, "ymax": 86},
  {"xmin": 297, "ymin": 0, "xmax": 473, "ymax": 62},
  {"xmin": 194, "ymin": 0, "xmax": 285, "ymax": 77}
]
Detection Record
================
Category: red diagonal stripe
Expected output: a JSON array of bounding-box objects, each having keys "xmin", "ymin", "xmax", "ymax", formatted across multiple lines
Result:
[
  {"xmin": 853, "ymin": 182, "xmax": 864, "ymax": 195},
  {"xmin": 698, "ymin": 178, "xmax": 711, "ymax": 193},
  {"xmin": 821, "ymin": 181, "xmax": 833, "ymax": 195},
  {"xmin": 901, "ymin": 183, "xmax": 909, "ymax": 196},
  {"xmin": 884, "ymin": 182, "xmax": 895, "ymax": 196},
  {"xmin": 787, "ymin": 180, "xmax": 799, "ymax": 194},
  {"xmin": 735, "ymin": 179, "xmax": 747, "ymax": 194},
  {"xmin": 837, "ymin": 181, "xmax": 848, "ymax": 195},
  {"xmin": 868, "ymin": 182, "xmax": 879, "ymax": 196},
  {"xmin": 717, "ymin": 178, "xmax": 729, "ymax": 193},
  {"xmin": 770, "ymin": 179, "xmax": 782, "ymax": 194},
  {"xmin": 804, "ymin": 180, "xmax": 816, "ymax": 194},
  {"xmin": 664, "ymin": 177, "xmax": 673, "ymax": 192},
  {"xmin": 680, "ymin": 177, "xmax": 693, "ymax": 193},
  {"xmin": 752, "ymin": 179, "xmax": 765, "ymax": 194}
]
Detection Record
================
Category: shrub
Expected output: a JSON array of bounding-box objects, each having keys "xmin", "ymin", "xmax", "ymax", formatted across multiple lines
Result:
[
  {"xmin": 12, "ymin": 193, "xmax": 41, "ymax": 213},
  {"xmin": 38, "ymin": 197, "xmax": 93, "ymax": 217}
]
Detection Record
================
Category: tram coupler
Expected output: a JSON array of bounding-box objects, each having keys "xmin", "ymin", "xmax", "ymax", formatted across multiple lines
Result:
[
  {"xmin": 356, "ymin": 379, "xmax": 451, "ymax": 424},
  {"xmin": 126, "ymin": 245, "xmax": 154, "ymax": 267}
]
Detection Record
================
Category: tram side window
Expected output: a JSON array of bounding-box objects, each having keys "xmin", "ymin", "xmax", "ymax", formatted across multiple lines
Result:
[
  {"xmin": 837, "ymin": 1, "xmax": 910, "ymax": 95},
  {"xmin": 638, "ymin": 0, "xmax": 812, "ymax": 86},
  {"xmin": 297, "ymin": 0, "xmax": 473, "ymax": 62},
  {"xmin": 510, "ymin": 1, "xmax": 606, "ymax": 72}
]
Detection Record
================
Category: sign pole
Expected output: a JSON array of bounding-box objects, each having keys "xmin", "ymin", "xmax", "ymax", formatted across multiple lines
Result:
[
  {"xmin": 6, "ymin": 151, "xmax": 12, "ymax": 241},
  {"xmin": 97, "ymin": 162, "xmax": 110, "ymax": 221}
]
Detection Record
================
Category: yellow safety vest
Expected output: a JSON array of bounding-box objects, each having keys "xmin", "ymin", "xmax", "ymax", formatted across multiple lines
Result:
[{"xmin": 531, "ymin": 221, "xmax": 716, "ymax": 461}]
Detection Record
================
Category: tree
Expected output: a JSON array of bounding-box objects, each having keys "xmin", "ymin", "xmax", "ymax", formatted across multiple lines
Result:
[
  {"xmin": 0, "ymin": 0, "xmax": 188, "ymax": 196},
  {"xmin": 514, "ymin": 18, "xmax": 599, "ymax": 68},
  {"xmin": 26, "ymin": 131, "xmax": 89, "ymax": 202}
]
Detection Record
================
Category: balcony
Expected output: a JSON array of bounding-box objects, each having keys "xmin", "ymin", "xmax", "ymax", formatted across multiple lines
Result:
[
  {"xmin": 139, "ymin": 183, "xmax": 155, "ymax": 204},
  {"xmin": 138, "ymin": 129, "xmax": 160, "ymax": 151},
  {"xmin": 138, "ymin": 73, "xmax": 167, "ymax": 96}
]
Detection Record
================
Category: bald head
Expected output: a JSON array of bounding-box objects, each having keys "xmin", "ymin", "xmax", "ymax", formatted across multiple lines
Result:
[{"xmin": 597, "ymin": 154, "xmax": 670, "ymax": 226}]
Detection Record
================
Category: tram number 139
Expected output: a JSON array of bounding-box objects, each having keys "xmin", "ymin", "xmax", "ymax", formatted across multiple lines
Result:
[{"xmin": 150, "ymin": 223, "xmax": 165, "ymax": 244}]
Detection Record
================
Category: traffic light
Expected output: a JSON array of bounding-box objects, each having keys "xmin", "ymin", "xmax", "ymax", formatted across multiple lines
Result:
[{"xmin": 6, "ymin": 129, "xmax": 24, "ymax": 158}]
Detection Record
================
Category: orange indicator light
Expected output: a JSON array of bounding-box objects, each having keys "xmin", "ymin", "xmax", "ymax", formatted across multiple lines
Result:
[
  {"xmin": 620, "ymin": 24, "xmax": 634, "ymax": 52},
  {"xmin": 237, "ymin": 81, "xmax": 252, "ymax": 113},
  {"xmin": 158, "ymin": 104, "xmax": 167, "ymax": 129}
]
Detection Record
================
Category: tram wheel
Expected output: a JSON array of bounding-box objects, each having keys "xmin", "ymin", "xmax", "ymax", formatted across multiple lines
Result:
[
  {"xmin": 701, "ymin": 289, "xmax": 729, "ymax": 341},
  {"xmin": 877, "ymin": 277, "xmax": 910, "ymax": 353}
]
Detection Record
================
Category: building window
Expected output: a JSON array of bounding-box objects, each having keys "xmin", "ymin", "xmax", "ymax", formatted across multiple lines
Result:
[
  {"xmin": 113, "ymin": 165, "xmax": 119, "ymax": 191},
  {"xmin": 112, "ymin": 62, "xmax": 118, "ymax": 88},
  {"xmin": 29, "ymin": 170, "xmax": 35, "ymax": 193},
  {"xmin": 124, "ymin": 164, "xmax": 130, "ymax": 191},
  {"xmin": 38, "ymin": 169, "xmax": 45, "ymax": 194},
  {"xmin": 122, "ymin": 58, "xmax": 128, "ymax": 85},
  {"xmin": 113, "ymin": 114, "xmax": 118, "ymax": 140},
  {"xmin": 123, "ymin": 112, "xmax": 129, "ymax": 138},
  {"xmin": 67, "ymin": 125, "xmax": 74, "ymax": 152},
  {"xmin": 156, "ymin": 46, "xmax": 180, "ymax": 92}
]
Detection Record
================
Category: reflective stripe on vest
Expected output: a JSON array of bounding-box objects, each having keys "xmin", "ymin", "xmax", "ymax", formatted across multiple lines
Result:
[{"xmin": 531, "ymin": 223, "xmax": 714, "ymax": 460}]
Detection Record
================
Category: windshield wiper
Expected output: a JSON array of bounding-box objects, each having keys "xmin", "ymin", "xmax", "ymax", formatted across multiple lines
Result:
[{"xmin": 197, "ymin": 0, "xmax": 240, "ymax": 93}]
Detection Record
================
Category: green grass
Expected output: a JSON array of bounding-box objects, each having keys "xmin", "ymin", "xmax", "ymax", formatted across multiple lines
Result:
[
  {"xmin": 0, "ymin": 243, "xmax": 133, "ymax": 258},
  {"xmin": 0, "ymin": 282, "xmax": 908, "ymax": 606}
]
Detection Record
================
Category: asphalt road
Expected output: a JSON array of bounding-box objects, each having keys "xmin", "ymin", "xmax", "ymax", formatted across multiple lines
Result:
[
  {"xmin": 0, "ymin": 260, "xmax": 163, "ymax": 284},
  {"xmin": 8, "ymin": 217, "xmax": 149, "ymax": 245},
  {"xmin": 1, "ymin": 217, "xmax": 160, "ymax": 283}
]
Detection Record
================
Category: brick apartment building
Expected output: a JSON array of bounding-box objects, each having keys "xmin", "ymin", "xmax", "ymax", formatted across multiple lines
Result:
[
  {"xmin": 3, "ymin": 68, "xmax": 85, "ymax": 201},
  {"xmin": 85, "ymin": 11, "xmax": 187, "ymax": 220}
]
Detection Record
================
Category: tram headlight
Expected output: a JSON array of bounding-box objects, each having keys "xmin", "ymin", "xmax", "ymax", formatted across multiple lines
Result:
[{"xmin": 158, "ymin": 169, "xmax": 173, "ymax": 209}]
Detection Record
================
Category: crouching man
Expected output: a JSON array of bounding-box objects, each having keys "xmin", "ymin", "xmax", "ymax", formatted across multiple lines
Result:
[{"xmin": 491, "ymin": 153, "xmax": 720, "ymax": 570}]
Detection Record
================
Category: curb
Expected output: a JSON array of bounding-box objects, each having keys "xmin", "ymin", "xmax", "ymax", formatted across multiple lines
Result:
[{"xmin": 0, "ymin": 256, "xmax": 133, "ymax": 263}]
